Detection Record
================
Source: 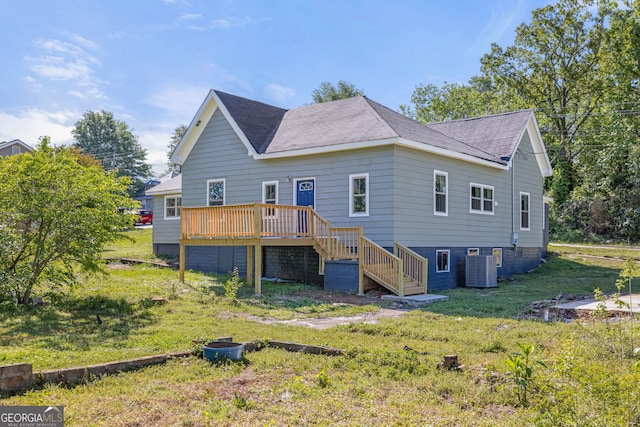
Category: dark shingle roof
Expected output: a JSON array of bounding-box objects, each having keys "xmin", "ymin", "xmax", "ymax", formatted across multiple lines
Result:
[
  {"xmin": 218, "ymin": 92, "xmax": 534, "ymax": 165},
  {"xmin": 214, "ymin": 90, "xmax": 287, "ymax": 154},
  {"xmin": 426, "ymin": 110, "xmax": 533, "ymax": 161},
  {"xmin": 366, "ymin": 98, "xmax": 507, "ymax": 163}
]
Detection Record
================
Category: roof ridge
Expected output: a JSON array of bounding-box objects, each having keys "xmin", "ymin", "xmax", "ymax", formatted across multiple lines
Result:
[
  {"xmin": 427, "ymin": 109, "xmax": 533, "ymax": 125},
  {"xmin": 360, "ymin": 96, "xmax": 401, "ymax": 138}
]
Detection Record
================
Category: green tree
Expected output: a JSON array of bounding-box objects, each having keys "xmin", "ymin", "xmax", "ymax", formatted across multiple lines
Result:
[
  {"xmin": 480, "ymin": 0, "xmax": 615, "ymax": 205},
  {"xmin": 400, "ymin": 76, "xmax": 523, "ymax": 123},
  {"xmin": 72, "ymin": 110, "xmax": 152, "ymax": 195},
  {"xmin": 0, "ymin": 138, "xmax": 136, "ymax": 305},
  {"xmin": 311, "ymin": 80, "xmax": 364, "ymax": 103},
  {"xmin": 167, "ymin": 123, "xmax": 187, "ymax": 174}
]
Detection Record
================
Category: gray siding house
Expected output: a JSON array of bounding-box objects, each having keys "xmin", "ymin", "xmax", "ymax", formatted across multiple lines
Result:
[
  {"xmin": 149, "ymin": 90, "xmax": 552, "ymax": 292},
  {"xmin": 0, "ymin": 139, "xmax": 33, "ymax": 157}
]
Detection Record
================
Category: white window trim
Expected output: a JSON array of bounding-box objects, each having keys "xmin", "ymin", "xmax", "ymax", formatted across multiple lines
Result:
[
  {"xmin": 206, "ymin": 178, "xmax": 226, "ymax": 206},
  {"xmin": 492, "ymin": 248, "xmax": 503, "ymax": 268},
  {"xmin": 434, "ymin": 170, "xmax": 448, "ymax": 216},
  {"xmin": 436, "ymin": 249, "xmax": 450, "ymax": 273},
  {"xmin": 469, "ymin": 182, "xmax": 495, "ymax": 215},
  {"xmin": 467, "ymin": 248, "xmax": 479, "ymax": 256},
  {"xmin": 520, "ymin": 192, "xmax": 530, "ymax": 231},
  {"xmin": 164, "ymin": 195, "xmax": 181, "ymax": 220},
  {"xmin": 349, "ymin": 173, "xmax": 369, "ymax": 217},
  {"xmin": 262, "ymin": 180, "xmax": 279, "ymax": 219},
  {"xmin": 262, "ymin": 180, "xmax": 279, "ymax": 204}
]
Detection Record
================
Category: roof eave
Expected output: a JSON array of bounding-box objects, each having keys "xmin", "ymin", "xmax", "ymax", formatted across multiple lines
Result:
[
  {"xmin": 526, "ymin": 113, "xmax": 553, "ymax": 177},
  {"xmin": 255, "ymin": 137, "xmax": 509, "ymax": 170},
  {"xmin": 146, "ymin": 188, "xmax": 182, "ymax": 196},
  {"xmin": 170, "ymin": 90, "xmax": 257, "ymax": 165}
]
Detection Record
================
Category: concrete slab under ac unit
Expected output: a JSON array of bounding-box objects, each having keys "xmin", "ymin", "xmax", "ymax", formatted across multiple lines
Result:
[{"xmin": 381, "ymin": 293, "xmax": 449, "ymax": 306}]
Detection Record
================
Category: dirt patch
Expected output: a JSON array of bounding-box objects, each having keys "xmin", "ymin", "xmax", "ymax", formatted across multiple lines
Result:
[
  {"xmin": 286, "ymin": 288, "xmax": 394, "ymax": 306},
  {"xmin": 240, "ymin": 308, "xmax": 410, "ymax": 330}
]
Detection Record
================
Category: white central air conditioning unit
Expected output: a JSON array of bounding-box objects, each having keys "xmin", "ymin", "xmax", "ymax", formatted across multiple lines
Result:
[{"xmin": 465, "ymin": 255, "xmax": 498, "ymax": 288}]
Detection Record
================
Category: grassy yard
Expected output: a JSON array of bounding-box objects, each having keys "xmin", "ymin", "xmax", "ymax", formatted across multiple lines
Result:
[{"xmin": 1, "ymin": 230, "xmax": 639, "ymax": 426}]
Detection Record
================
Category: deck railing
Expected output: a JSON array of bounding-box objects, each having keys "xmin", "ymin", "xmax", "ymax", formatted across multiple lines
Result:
[
  {"xmin": 394, "ymin": 243, "xmax": 428, "ymax": 291},
  {"xmin": 259, "ymin": 204, "xmax": 313, "ymax": 238},
  {"xmin": 181, "ymin": 203, "xmax": 360, "ymax": 261},
  {"xmin": 182, "ymin": 205, "xmax": 255, "ymax": 238},
  {"xmin": 181, "ymin": 203, "xmax": 426, "ymax": 295}
]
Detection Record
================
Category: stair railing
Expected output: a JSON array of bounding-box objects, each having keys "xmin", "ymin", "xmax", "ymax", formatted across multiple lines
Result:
[{"xmin": 394, "ymin": 243, "xmax": 428, "ymax": 293}]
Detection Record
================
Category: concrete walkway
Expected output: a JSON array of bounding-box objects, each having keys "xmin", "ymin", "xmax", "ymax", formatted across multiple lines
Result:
[{"xmin": 552, "ymin": 294, "xmax": 640, "ymax": 314}]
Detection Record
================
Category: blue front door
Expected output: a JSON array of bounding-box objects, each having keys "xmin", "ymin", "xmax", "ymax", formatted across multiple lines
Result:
[
  {"xmin": 295, "ymin": 179, "xmax": 315, "ymax": 208},
  {"xmin": 295, "ymin": 179, "xmax": 315, "ymax": 235}
]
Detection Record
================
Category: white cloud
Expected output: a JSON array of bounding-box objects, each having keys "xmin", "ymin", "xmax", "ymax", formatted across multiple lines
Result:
[
  {"xmin": 25, "ymin": 35, "xmax": 105, "ymax": 100},
  {"xmin": 69, "ymin": 87, "xmax": 108, "ymax": 100},
  {"xmin": 264, "ymin": 84, "xmax": 295, "ymax": 104},
  {"xmin": 0, "ymin": 108, "xmax": 78, "ymax": 147},
  {"xmin": 469, "ymin": 0, "xmax": 530, "ymax": 54},
  {"xmin": 210, "ymin": 17, "xmax": 253, "ymax": 29},
  {"xmin": 145, "ymin": 82, "xmax": 210, "ymax": 119},
  {"xmin": 68, "ymin": 34, "xmax": 100, "ymax": 50},
  {"xmin": 29, "ymin": 56, "xmax": 93, "ymax": 81},
  {"xmin": 179, "ymin": 13, "xmax": 201, "ymax": 21},
  {"xmin": 138, "ymin": 129, "xmax": 173, "ymax": 176}
]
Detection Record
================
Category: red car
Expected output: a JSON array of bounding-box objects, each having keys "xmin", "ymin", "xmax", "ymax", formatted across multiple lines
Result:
[{"xmin": 135, "ymin": 210, "xmax": 153, "ymax": 225}]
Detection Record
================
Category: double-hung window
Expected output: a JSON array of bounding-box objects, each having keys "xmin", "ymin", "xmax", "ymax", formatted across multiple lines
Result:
[
  {"xmin": 262, "ymin": 181, "xmax": 278, "ymax": 217},
  {"xmin": 520, "ymin": 192, "xmax": 530, "ymax": 230},
  {"xmin": 436, "ymin": 250, "xmax": 450, "ymax": 273},
  {"xmin": 349, "ymin": 173, "xmax": 369, "ymax": 217},
  {"xmin": 470, "ymin": 183, "xmax": 494, "ymax": 214},
  {"xmin": 434, "ymin": 170, "xmax": 448, "ymax": 216},
  {"xmin": 207, "ymin": 179, "xmax": 225, "ymax": 206},
  {"xmin": 165, "ymin": 195, "xmax": 181, "ymax": 219}
]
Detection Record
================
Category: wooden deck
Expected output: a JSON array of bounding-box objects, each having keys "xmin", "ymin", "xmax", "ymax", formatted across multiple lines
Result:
[{"xmin": 179, "ymin": 203, "xmax": 427, "ymax": 297}]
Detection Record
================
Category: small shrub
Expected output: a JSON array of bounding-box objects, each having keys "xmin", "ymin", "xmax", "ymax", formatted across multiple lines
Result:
[
  {"xmin": 481, "ymin": 339, "xmax": 507, "ymax": 353},
  {"xmin": 232, "ymin": 392, "xmax": 252, "ymax": 410},
  {"xmin": 503, "ymin": 343, "xmax": 546, "ymax": 407},
  {"xmin": 315, "ymin": 369, "xmax": 330, "ymax": 388},
  {"xmin": 224, "ymin": 267, "xmax": 242, "ymax": 300}
]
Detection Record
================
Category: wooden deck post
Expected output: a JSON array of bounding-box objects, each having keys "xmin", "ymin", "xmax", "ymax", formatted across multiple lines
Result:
[
  {"xmin": 398, "ymin": 259, "xmax": 404, "ymax": 297},
  {"xmin": 254, "ymin": 244, "xmax": 262, "ymax": 296},
  {"xmin": 246, "ymin": 245, "xmax": 253, "ymax": 286},
  {"xmin": 252, "ymin": 202, "xmax": 262, "ymax": 296},
  {"xmin": 179, "ymin": 242, "xmax": 185, "ymax": 283},
  {"xmin": 422, "ymin": 258, "xmax": 429, "ymax": 294},
  {"xmin": 357, "ymin": 227, "xmax": 364, "ymax": 295}
]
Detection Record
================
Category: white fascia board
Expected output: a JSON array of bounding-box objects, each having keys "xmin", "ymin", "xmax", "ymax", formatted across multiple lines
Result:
[
  {"xmin": 527, "ymin": 114, "xmax": 553, "ymax": 177},
  {"xmin": 506, "ymin": 113, "xmax": 553, "ymax": 177},
  {"xmin": 170, "ymin": 90, "xmax": 216, "ymax": 165},
  {"xmin": 170, "ymin": 90, "xmax": 257, "ymax": 165},
  {"xmin": 396, "ymin": 138, "xmax": 509, "ymax": 170},
  {"xmin": 254, "ymin": 137, "xmax": 398, "ymax": 159},
  {"xmin": 212, "ymin": 93, "xmax": 259, "ymax": 157},
  {"xmin": 254, "ymin": 137, "xmax": 509, "ymax": 170},
  {"xmin": 146, "ymin": 189, "xmax": 182, "ymax": 196}
]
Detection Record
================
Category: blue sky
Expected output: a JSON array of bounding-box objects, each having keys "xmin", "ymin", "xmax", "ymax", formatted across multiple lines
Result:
[{"xmin": 0, "ymin": 0, "xmax": 550, "ymax": 175}]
